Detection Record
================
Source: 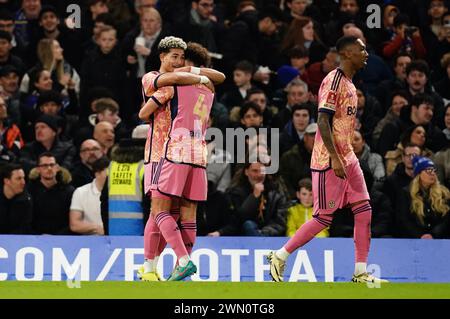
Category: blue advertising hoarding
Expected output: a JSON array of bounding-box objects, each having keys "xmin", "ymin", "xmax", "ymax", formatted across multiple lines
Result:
[{"xmin": 0, "ymin": 236, "xmax": 449, "ymax": 282}]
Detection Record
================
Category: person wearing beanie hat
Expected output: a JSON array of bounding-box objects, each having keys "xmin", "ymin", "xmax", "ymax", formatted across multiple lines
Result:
[
  {"xmin": 36, "ymin": 90, "xmax": 63, "ymax": 116},
  {"xmin": 19, "ymin": 114, "xmax": 76, "ymax": 173},
  {"xmin": 35, "ymin": 114, "xmax": 59, "ymax": 132},
  {"xmin": 397, "ymin": 155, "xmax": 450, "ymax": 239},
  {"xmin": 412, "ymin": 156, "xmax": 436, "ymax": 177}
]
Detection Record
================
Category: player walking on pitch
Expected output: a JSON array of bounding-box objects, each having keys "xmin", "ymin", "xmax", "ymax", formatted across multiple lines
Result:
[{"xmin": 268, "ymin": 36, "xmax": 388, "ymax": 283}]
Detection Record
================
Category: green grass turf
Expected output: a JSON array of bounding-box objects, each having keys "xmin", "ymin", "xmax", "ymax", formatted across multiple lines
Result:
[{"xmin": 0, "ymin": 282, "xmax": 449, "ymax": 299}]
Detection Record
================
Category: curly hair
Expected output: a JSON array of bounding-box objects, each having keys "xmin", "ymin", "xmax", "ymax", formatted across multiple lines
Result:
[
  {"xmin": 185, "ymin": 42, "xmax": 211, "ymax": 67},
  {"xmin": 157, "ymin": 36, "xmax": 187, "ymax": 53},
  {"xmin": 410, "ymin": 176, "xmax": 450, "ymax": 225}
]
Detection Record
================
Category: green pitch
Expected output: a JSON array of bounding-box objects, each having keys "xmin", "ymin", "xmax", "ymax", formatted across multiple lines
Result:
[{"xmin": 1, "ymin": 282, "xmax": 450, "ymax": 299}]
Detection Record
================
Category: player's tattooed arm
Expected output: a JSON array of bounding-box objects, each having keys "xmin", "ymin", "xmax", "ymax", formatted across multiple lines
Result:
[{"xmin": 317, "ymin": 112, "xmax": 347, "ymax": 179}]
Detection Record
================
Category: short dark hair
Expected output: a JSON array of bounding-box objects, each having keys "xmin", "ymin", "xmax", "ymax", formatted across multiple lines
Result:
[
  {"xmin": 246, "ymin": 88, "xmax": 266, "ymax": 100},
  {"xmin": 403, "ymin": 142, "xmax": 422, "ymax": 153},
  {"xmin": 411, "ymin": 93, "xmax": 434, "ymax": 109},
  {"xmin": 235, "ymin": 60, "xmax": 254, "ymax": 74},
  {"xmin": 298, "ymin": 177, "xmax": 312, "ymax": 191},
  {"xmin": 37, "ymin": 90, "xmax": 63, "ymax": 108},
  {"xmin": 400, "ymin": 125, "xmax": 426, "ymax": 147},
  {"xmin": 288, "ymin": 45, "xmax": 309, "ymax": 59},
  {"xmin": 94, "ymin": 13, "xmax": 114, "ymax": 26},
  {"xmin": 393, "ymin": 52, "xmax": 412, "ymax": 67},
  {"xmin": 406, "ymin": 60, "xmax": 430, "ymax": 77},
  {"xmin": 0, "ymin": 9, "xmax": 14, "ymax": 21},
  {"xmin": 240, "ymin": 101, "xmax": 262, "ymax": 119},
  {"xmin": 185, "ymin": 42, "xmax": 210, "ymax": 67},
  {"xmin": 93, "ymin": 97, "xmax": 119, "ymax": 113},
  {"xmin": 92, "ymin": 156, "xmax": 110, "ymax": 174},
  {"xmin": 291, "ymin": 103, "xmax": 312, "ymax": 118},
  {"xmin": 336, "ymin": 35, "xmax": 359, "ymax": 52},
  {"xmin": 1, "ymin": 163, "xmax": 22, "ymax": 180},
  {"xmin": 0, "ymin": 30, "xmax": 11, "ymax": 42},
  {"xmin": 390, "ymin": 90, "xmax": 410, "ymax": 104},
  {"xmin": 38, "ymin": 152, "xmax": 56, "ymax": 164}
]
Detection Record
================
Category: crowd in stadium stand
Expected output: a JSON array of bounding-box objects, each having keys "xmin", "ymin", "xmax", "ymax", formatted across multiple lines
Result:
[{"xmin": 0, "ymin": 0, "xmax": 449, "ymax": 238}]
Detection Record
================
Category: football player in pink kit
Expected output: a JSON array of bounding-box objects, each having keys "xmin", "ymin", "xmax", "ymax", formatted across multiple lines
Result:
[
  {"xmin": 268, "ymin": 36, "xmax": 388, "ymax": 283},
  {"xmin": 139, "ymin": 38, "xmax": 224, "ymax": 281}
]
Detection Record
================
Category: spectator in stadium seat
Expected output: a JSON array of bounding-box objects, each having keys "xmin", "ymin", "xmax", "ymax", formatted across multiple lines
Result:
[
  {"xmin": 28, "ymin": 152, "xmax": 74, "ymax": 234},
  {"xmin": 29, "ymin": 5, "xmax": 83, "ymax": 71},
  {"xmin": 279, "ymin": 103, "xmax": 312, "ymax": 155},
  {"xmin": 434, "ymin": 53, "xmax": 450, "ymax": 100},
  {"xmin": 382, "ymin": 143, "xmax": 422, "ymax": 214},
  {"xmin": 377, "ymin": 93, "xmax": 446, "ymax": 157},
  {"xmin": 281, "ymin": 0, "xmax": 322, "ymax": 24},
  {"xmin": 382, "ymin": 13, "xmax": 427, "ymax": 60},
  {"xmin": 19, "ymin": 114, "xmax": 76, "ymax": 173},
  {"xmin": 122, "ymin": 7, "xmax": 169, "ymax": 108},
  {"xmin": 20, "ymin": 38, "xmax": 81, "ymax": 102},
  {"xmin": 220, "ymin": 60, "xmax": 255, "ymax": 111},
  {"xmin": 0, "ymin": 30, "xmax": 26, "ymax": 77},
  {"xmin": 93, "ymin": 121, "xmax": 115, "ymax": 156},
  {"xmin": 0, "ymin": 162, "xmax": 32, "ymax": 234},
  {"xmin": 374, "ymin": 53, "xmax": 411, "ymax": 114},
  {"xmin": 0, "ymin": 95, "xmax": 23, "ymax": 157},
  {"xmin": 353, "ymin": 88, "xmax": 382, "ymax": 147},
  {"xmin": 0, "ymin": 9, "xmax": 27, "ymax": 61},
  {"xmin": 14, "ymin": 0, "xmax": 41, "ymax": 48},
  {"xmin": 352, "ymin": 130, "xmax": 385, "ymax": 189},
  {"xmin": 70, "ymin": 139, "xmax": 103, "ymax": 188},
  {"xmin": 80, "ymin": 25, "xmax": 128, "ymax": 120},
  {"xmin": 286, "ymin": 177, "xmax": 328, "ymax": 237},
  {"xmin": 396, "ymin": 156, "xmax": 450, "ymax": 239},
  {"xmin": 280, "ymin": 16, "xmax": 328, "ymax": 65},
  {"xmin": 432, "ymin": 104, "xmax": 450, "ymax": 188},
  {"xmin": 246, "ymin": 88, "xmax": 275, "ymax": 127},
  {"xmin": 227, "ymin": 160, "xmax": 288, "ymax": 236},
  {"xmin": 384, "ymin": 125, "xmax": 434, "ymax": 176},
  {"xmin": 404, "ymin": 60, "xmax": 445, "ymax": 128},
  {"xmin": 301, "ymin": 47, "xmax": 339, "ymax": 95},
  {"xmin": 279, "ymin": 122, "xmax": 315, "ymax": 199},
  {"xmin": 0, "ymin": 65, "xmax": 22, "ymax": 125},
  {"xmin": 220, "ymin": 4, "xmax": 283, "ymax": 75},
  {"xmin": 372, "ymin": 90, "xmax": 410, "ymax": 147},
  {"xmin": 74, "ymin": 97, "xmax": 129, "ymax": 148},
  {"xmin": 69, "ymin": 156, "xmax": 109, "ymax": 235},
  {"xmin": 272, "ymin": 78, "xmax": 311, "ymax": 129}
]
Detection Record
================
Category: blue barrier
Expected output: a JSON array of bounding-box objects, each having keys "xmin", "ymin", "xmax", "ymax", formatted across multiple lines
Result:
[{"xmin": 0, "ymin": 236, "xmax": 449, "ymax": 282}]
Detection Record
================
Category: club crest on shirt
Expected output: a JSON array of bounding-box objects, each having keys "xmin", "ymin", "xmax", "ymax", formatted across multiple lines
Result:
[{"xmin": 329, "ymin": 200, "xmax": 335, "ymax": 208}]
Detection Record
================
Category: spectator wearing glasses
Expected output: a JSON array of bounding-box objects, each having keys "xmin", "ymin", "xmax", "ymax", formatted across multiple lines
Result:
[
  {"xmin": 396, "ymin": 156, "xmax": 450, "ymax": 239},
  {"xmin": 70, "ymin": 139, "xmax": 103, "ymax": 188},
  {"xmin": 382, "ymin": 143, "xmax": 422, "ymax": 213},
  {"xmin": 28, "ymin": 152, "xmax": 75, "ymax": 234}
]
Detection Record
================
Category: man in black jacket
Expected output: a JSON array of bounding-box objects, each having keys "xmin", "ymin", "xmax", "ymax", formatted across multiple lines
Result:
[
  {"xmin": 227, "ymin": 161, "xmax": 288, "ymax": 236},
  {"xmin": 19, "ymin": 114, "xmax": 76, "ymax": 173},
  {"xmin": 28, "ymin": 152, "xmax": 74, "ymax": 234},
  {"xmin": 377, "ymin": 93, "xmax": 446, "ymax": 156},
  {"xmin": 0, "ymin": 163, "xmax": 32, "ymax": 234}
]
